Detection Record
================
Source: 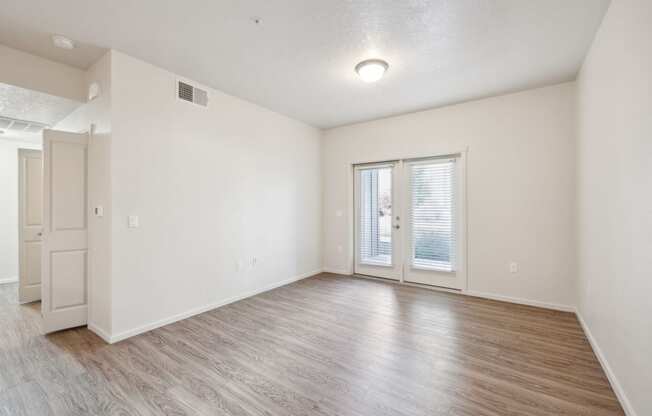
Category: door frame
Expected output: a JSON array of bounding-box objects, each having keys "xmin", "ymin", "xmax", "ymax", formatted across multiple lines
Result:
[{"xmin": 349, "ymin": 148, "xmax": 468, "ymax": 291}]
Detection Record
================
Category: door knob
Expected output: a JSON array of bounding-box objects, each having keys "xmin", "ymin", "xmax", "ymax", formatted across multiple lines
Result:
[
  {"xmin": 394, "ymin": 224, "xmax": 400, "ymax": 229},
  {"xmin": 37, "ymin": 232, "xmax": 42, "ymax": 236}
]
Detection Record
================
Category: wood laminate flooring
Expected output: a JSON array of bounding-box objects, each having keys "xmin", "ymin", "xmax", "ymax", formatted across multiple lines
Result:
[{"xmin": 0, "ymin": 273, "xmax": 624, "ymax": 415}]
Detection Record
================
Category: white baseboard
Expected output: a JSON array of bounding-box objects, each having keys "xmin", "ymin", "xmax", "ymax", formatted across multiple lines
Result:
[
  {"xmin": 464, "ymin": 290, "xmax": 576, "ymax": 312},
  {"xmin": 0, "ymin": 276, "xmax": 18, "ymax": 285},
  {"xmin": 324, "ymin": 269, "xmax": 575, "ymax": 312},
  {"xmin": 105, "ymin": 269, "xmax": 323, "ymax": 344},
  {"xmin": 87, "ymin": 322, "xmax": 112, "ymax": 343},
  {"xmin": 322, "ymin": 267, "xmax": 352, "ymax": 275},
  {"xmin": 576, "ymin": 311, "xmax": 637, "ymax": 416}
]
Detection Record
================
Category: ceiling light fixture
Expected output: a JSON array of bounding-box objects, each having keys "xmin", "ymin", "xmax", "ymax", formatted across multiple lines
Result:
[
  {"xmin": 52, "ymin": 35, "xmax": 75, "ymax": 50},
  {"xmin": 355, "ymin": 59, "xmax": 389, "ymax": 83}
]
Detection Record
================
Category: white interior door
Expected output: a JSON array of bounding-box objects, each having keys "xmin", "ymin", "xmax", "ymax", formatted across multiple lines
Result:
[
  {"xmin": 42, "ymin": 130, "xmax": 89, "ymax": 333},
  {"xmin": 18, "ymin": 149, "xmax": 43, "ymax": 303},
  {"xmin": 354, "ymin": 162, "xmax": 402, "ymax": 280},
  {"xmin": 353, "ymin": 154, "xmax": 466, "ymax": 290}
]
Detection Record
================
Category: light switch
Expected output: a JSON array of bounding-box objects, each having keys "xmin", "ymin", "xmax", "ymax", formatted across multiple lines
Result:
[
  {"xmin": 128, "ymin": 215, "xmax": 139, "ymax": 228},
  {"xmin": 94, "ymin": 206, "xmax": 104, "ymax": 217},
  {"xmin": 509, "ymin": 262, "xmax": 518, "ymax": 273}
]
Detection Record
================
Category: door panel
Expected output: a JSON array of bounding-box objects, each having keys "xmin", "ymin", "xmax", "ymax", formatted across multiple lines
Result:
[
  {"xmin": 51, "ymin": 250, "xmax": 87, "ymax": 309},
  {"xmin": 354, "ymin": 163, "xmax": 402, "ymax": 280},
  {"xmin": 42, "ymin": 130, "xmax": 89, "ymax": 333},
  {"xmin": 19, "ymin": 149, "xmax": 43, "ymax": 304},
  {"xmin": 24, "ymin": 243, "xmax": 42, "ymax": 285},
  {"xmin": 52, "ymin": 142, "xmax": 87, "ymax": 230},
  {"xmin": 25, "ymin": 156, "xmax": 43, "ymax": 225}
]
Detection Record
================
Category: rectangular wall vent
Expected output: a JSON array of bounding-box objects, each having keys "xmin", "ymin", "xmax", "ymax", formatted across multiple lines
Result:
[
  {"xmin": 0, "ymin": 116, "xmax": 49, "ymax": 134},
  {"xmin": 177, "ymin": 81, "xmax": 208, "ymax": 107}
]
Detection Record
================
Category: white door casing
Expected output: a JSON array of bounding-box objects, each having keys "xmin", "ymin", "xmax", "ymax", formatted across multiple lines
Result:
[
  {"xmin": 42, "ymin": 130, "xmax": 89, "ymax": 333},
  {"xmin": 18, "ymin": 149, "xmax": 43, "ymax": 303}
]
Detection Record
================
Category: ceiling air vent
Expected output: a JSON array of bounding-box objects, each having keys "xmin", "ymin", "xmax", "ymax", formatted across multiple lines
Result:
[
  {"xmin": 0, "ymin": 116, "xmax": 49, "ymax": 134},
  {"xmin": 177, "ymin": 81, "xmax": 208, "ymax": 107}
]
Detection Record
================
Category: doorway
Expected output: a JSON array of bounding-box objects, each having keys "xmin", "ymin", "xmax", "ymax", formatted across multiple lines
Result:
[
  {"xmin": 1, "ymin": 81, "xmax": 89, "ymax": 335},
  {"xmin": 353, "ymin": 154, "xmax": 467, "ymax": 290}
]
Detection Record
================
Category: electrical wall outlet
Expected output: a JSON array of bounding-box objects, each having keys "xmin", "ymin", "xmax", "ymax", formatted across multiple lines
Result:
[{"xmin": 509, "ymin": 262, "xmax": 518, "ymax": 273}]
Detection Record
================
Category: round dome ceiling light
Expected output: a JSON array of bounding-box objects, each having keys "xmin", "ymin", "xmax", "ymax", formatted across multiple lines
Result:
[
  {"xmin": 355, "ymin": 59, "xmax": 389, "ymax": 83},
  {"xmin": 52, "ymin": 35, "xmax": 75, "ymax": 50}
]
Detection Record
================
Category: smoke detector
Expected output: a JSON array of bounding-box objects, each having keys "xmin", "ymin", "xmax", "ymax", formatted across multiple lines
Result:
[{"xmin": 52, "ymin": 35, "xmax": 75, "ymax": 50}]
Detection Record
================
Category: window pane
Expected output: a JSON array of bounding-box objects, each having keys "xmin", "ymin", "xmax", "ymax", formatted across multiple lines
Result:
[
  {"xmin": 410, "ymin": 161, "xmax": 455, "ymax": 272},
  {"xmin": 359, "ymin": 167, "xmax": 392, "ymax": 266}
]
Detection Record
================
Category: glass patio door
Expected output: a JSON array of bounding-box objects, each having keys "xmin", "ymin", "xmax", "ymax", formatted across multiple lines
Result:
[
  {"xmin": 354, "ymin": 162, "xmax": 402, "ymax": 280},
  {"xmin": 402, "ymin": 157, "xmax": 465, "ymax": 289},
  {"xmin": 354, "ymin": 155, "xmax": 466, "ymax": 290}
]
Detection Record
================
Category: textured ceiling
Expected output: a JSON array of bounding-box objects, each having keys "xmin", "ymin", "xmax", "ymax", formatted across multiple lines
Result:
[
  {"xmin": 0, "ymin": 0, "xmax": 610, "ymax": 128},
  {"xmin": 0, "ymin": 82, "xmax": 81, "ymax": 143},
  {"xmin": 0, "ymin": 83, "xmax": 81, "ymax": 126}
]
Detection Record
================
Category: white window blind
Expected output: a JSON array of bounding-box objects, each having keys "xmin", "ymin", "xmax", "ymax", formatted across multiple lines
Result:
[
  {"xmin": 409, "ymin": 159, "xmax": 456, "ymax": 272},
  {"xmin": 359, "ymin": 167, "xmax": 393, "ymax": 266}
]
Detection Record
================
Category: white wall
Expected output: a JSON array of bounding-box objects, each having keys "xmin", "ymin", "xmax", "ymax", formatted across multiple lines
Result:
[
  {"xmin": 54, "ymin": 51, "xmax": 113, "ymax": 335},
  {"xmin": 108, "ymin": 51, "xmax": 322, "ymax": 339},
  {"xmin": 576, "ymin": 0, "xmax": 652, "ymax": 414},
  {"xmin": 0, "ymin": 140, "xmax": 41, "ymax": 284},
  {"xmin": 322, "ymin": 83, "xmax": 576, "ymax": 309},
  {"xmin": 0, "ymin": 44, "xmax": 85, "ymax": 102}
]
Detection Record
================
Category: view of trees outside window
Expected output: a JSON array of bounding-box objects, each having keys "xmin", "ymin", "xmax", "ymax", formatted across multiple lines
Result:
[
  {"xmin": 410, "ymin": 161, "xmax": 455, "ymax": 271},
  {"xmin": 359, "ymin": 168, "xmax": 392, "ymax": 265},
  {"xmin": 359, "ymin": 161, "xmax": 455, "ymax": 272},
  {"xmin": 377, "ymin": 169, "xmax": 392, "ymax": 247}
]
